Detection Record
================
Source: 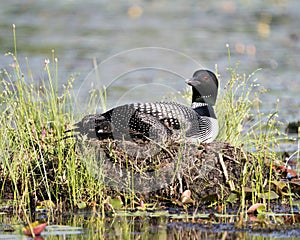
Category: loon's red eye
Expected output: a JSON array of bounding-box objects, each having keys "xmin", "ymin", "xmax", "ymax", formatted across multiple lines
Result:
[{"xmin": 203, "ymin": 76, "xmax": 209, "ymax": 80}]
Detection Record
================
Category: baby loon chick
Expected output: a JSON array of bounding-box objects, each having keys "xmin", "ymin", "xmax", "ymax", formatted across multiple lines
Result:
[{"xmin": 74, "ymin": 69, "xmax": 219, "ymax": 143}]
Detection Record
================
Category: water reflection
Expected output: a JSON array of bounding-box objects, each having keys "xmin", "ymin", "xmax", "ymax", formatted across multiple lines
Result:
[{"xmin": 1, "ymin": 211, "xmax": 300, "ymax": 239}]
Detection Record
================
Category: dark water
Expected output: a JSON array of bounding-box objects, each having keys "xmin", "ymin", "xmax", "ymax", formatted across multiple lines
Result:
[{"xmin": 1, "ymin": 211, "xmax": 300, "ymax": 239}]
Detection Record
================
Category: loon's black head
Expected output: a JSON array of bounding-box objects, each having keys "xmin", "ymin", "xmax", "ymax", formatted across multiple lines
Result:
[{"xmin": 185, "ymin": 69, "xmax": 218, "ymax": 106}]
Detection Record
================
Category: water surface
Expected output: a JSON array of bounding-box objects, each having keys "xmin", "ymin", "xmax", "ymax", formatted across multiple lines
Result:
[{"xmin": 0, "ymin": 0, "xmax": 299, "ymax": 118}]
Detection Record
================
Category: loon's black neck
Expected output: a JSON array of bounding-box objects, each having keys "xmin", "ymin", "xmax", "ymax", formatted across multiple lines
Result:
[{"xmin": 192, "ymin": 103, "xmax": 217, "ymax": 119}]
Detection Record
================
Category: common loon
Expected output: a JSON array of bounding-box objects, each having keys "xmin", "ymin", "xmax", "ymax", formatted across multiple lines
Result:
[{"xmin": 74, "ymin": 69, "xmax": 219, "ymax": 143}]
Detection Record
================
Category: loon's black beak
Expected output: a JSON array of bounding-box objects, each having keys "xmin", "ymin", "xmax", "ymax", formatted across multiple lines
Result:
[
  {"xmin": 185, "ymin": 77, "xmax": 197, "ymax": 86},
  {"xmin": 185, "ymin": 78, "xmax": 191, "ymax": 85}
]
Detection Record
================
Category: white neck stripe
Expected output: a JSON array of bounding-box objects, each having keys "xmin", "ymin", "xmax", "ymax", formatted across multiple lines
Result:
[{"xmin": 191, "ymin": 102, "xmax": 208, "ymax": 109}]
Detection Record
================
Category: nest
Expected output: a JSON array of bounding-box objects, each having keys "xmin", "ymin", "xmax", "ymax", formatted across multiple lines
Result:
[{"xmin": 79, "ymin": 139, "xmax": 275, "ymax": 203}]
